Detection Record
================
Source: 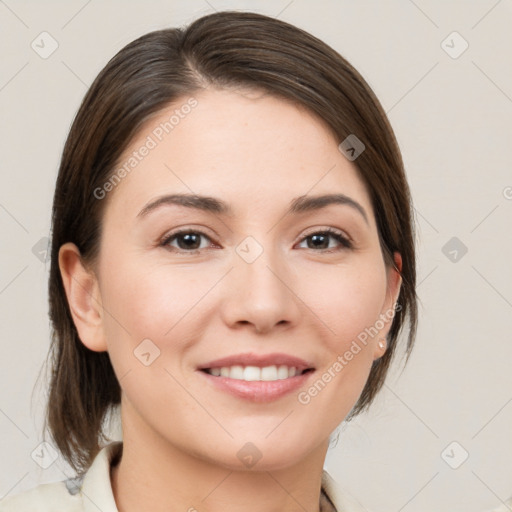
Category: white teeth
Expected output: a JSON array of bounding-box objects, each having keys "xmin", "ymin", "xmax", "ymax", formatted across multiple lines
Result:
[
  {"xmin": 243, "ymin": 366, "xmax": 261, "ymax": 381},
  {"xmin": 277, "ymin": 365, "xmax": 289, "ymax": 380},
  {"xmin": 207, "ymin": 365, "xmax": 300, "ymax": 381},
  {"xmin": 230, "ymin": 365, "xmax": 244, "ymax": 380},
  {"xmin": 261, "ymin": 366, "xmax": 277, "ymax": 381}
]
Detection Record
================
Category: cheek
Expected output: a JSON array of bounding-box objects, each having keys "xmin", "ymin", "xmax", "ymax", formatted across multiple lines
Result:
[
  {"xmin": 299, "ymin": 258, "xmax": 388, "ymax": 348},
  {"xmin": 294, "ymin": 265, "xmax": 387, "ymax": 432},
  {"xmin": 97, "ymin": 256, "xmax": 206, "ymax": 407},
  {"xmin": 98, "ymin": 252, "xmax": 217, "ymax": 359},
  {"xmin": 296, "ymin": 259, "xmax": 387, "ymax": 403}
]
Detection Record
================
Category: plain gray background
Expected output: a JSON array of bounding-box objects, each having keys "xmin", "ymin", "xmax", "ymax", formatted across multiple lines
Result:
[{"xmin": 1, "ymin": 1, "xmax": 511, "ymax": 511}]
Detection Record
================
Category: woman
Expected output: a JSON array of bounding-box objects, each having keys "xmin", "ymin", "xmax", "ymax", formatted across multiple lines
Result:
[{"xmin": 1, "ymin": 10, "xmax": 418, "ymax": 512}]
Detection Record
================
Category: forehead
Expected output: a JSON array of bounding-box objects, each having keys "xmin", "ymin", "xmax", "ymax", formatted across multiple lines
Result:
[{"xmin": 103, "ymin": 87, "xmax": 374, "ymax": 223}]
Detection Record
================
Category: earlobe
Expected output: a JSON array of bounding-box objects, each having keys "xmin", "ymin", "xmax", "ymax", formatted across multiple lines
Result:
[{"xmin": 58, "ymin": 242, "xmax": 108, "ymax": 352}]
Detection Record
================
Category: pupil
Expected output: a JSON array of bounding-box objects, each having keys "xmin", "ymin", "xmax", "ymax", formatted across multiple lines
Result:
[
  {"xmin": 179, "ymin": 233, "xmax": 200, "ymax": 249},
  {"xmin": 310, "ymin": 234, "xmax": 327, "ymax": 249}
]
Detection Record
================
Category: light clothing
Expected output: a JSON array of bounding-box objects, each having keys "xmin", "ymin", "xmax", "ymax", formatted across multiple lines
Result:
[
  {"xmin": 0, "ymin": 441, "xmax": 366, "ymax": 511},
  {"xmin": 2, "ymin": 442, "xmax": 510, "ymax": 511}
]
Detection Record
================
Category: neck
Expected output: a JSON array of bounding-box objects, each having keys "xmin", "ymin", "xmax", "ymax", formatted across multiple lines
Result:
[{"xmin": 110, "ymin": 402, "xmax": 329, "ymax": 512}]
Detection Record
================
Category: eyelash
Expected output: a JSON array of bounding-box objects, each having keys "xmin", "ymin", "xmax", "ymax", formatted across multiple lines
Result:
[{"xmin": 160, "ymin": 227, "xmax": 353, "ymax": 254}]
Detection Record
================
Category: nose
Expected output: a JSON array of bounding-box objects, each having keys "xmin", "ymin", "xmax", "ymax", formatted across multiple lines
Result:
[{"xmin": 219, "ymin": 244, "xmax": 302, "ymax": 335}]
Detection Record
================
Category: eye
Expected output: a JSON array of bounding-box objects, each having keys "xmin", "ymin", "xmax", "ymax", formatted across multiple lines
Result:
[
  {"xmin": 160, "ymin": 227, "xmax": 353, "ymax": 254},
  {"xmin": 297, "ymin": 228, "xmax": 353, "ymax": 251},
  {"xmin": 161, "ymin": 229, "xmax": 214, "ymax": 252}
]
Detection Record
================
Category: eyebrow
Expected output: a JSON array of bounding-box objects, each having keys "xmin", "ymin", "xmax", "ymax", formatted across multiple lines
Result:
[{"xmin": 137, "ymin": 192, "xmax": 369, "ymax": 224}]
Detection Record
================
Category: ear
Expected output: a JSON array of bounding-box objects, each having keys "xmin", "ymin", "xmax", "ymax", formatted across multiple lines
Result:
[
  {"xmin": 58, "ymin": 242, "xmax": 108, "ymax": 352},
  {"xmin": 387, "ymin": 252, "xmax": 403, "ymax": 311},
  {"xmin": 373, "ymin": 252, "xmax": 402, "ymax": 360}
]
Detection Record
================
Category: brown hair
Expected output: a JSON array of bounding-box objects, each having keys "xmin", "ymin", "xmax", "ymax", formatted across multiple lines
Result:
[{"xmin": 42, "ymin": 10, "xmax": 417, "ymax": 476}]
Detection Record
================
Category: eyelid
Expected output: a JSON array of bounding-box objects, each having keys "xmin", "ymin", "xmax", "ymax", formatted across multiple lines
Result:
[
  {"xmin": 296, "ymin": 226, "xmax": 353, "ymax": 250},
  {"xmin": 299, "ymin": 226, "xmax": 353, "ymax": 243},
  {"xmin": 159, "ymin": 228, "xmax": 354, "ymax": 256},
  {"xmin": 160, "ymin": 224, "xmax": 218, "ymax": 242},
  {"xmin": 159, "ymin": 227, "xmax": 217, "ymax": 251}
]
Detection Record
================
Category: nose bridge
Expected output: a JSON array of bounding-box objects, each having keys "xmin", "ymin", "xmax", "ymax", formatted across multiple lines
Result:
[{"xmin": 222, "ymin": 235, "xmax": 299, "ymax": 332}]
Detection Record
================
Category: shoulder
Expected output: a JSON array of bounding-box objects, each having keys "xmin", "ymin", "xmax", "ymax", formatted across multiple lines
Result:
[
  {"xmin": 0, "ymin": 441, "xmax": 122, "ymax": 512},
  {"xmin": 321, "ymin": 470, "xmax": 369, "ymax": 512},
  {"xmin": 0, "ymin": 478, "xmax": 83, "ymax": 512}
]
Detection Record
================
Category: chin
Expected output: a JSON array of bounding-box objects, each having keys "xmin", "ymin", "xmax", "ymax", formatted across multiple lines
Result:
[{"xmin": 197, "ymin": 433, "xmax": 324, "ymax": 473}]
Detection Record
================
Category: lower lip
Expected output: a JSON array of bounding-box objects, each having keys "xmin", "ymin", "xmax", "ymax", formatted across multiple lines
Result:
[{"xmin": 198, "ymin": 371, "xmax": 314, "ymax": 402}]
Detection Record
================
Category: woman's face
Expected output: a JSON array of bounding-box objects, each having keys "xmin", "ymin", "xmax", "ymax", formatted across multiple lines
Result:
[{"xmin": 63, "ymin": 87, "xmax": 401, "ymax": 470}]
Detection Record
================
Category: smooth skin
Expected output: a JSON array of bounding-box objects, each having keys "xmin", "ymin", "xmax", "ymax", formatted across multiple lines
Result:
[{"xmin": 59, "ymin": 87, "xmax": 402, "ymax": 512}]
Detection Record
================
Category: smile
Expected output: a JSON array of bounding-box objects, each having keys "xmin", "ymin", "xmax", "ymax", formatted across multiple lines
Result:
[
  {"xmin": 198, "ymin": 353, "xmax": 315, "ymax": 402},
  {"xmin": 203, "ymin": 365, "xmax": 310, "ymax": 381}
]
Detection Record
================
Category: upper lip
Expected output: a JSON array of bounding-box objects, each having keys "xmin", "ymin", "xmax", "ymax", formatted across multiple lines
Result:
[{"xmin": 198, "ymin": 352, "xmax": 314, "ymax": 373}]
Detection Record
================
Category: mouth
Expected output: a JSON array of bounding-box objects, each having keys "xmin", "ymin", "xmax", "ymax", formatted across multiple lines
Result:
[
  {"xmin": 197, "ymin": 353, "xmax": 315, "ymax": 402},
  {"xmin": 201, "ymin": 365, "xmax": 313, "ymax": 381}
]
